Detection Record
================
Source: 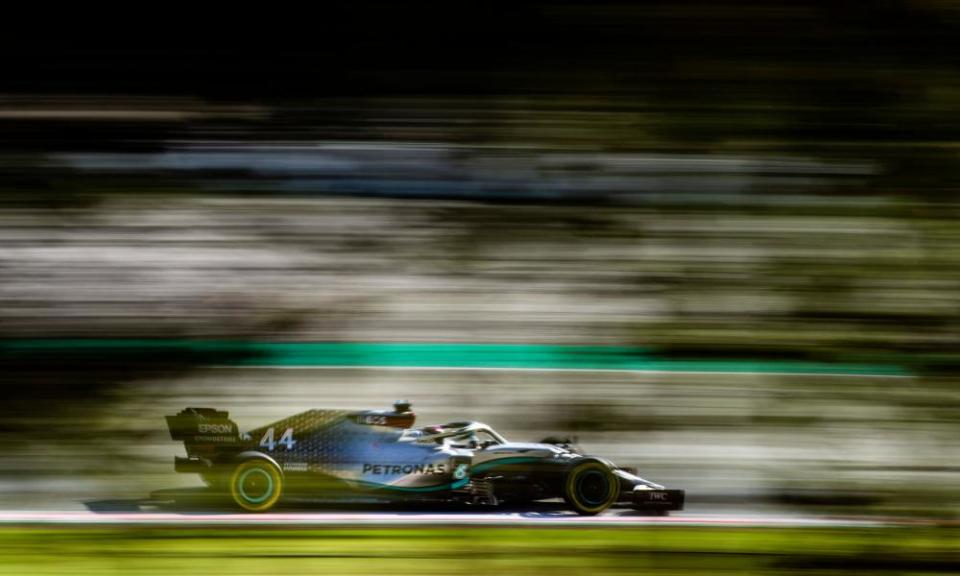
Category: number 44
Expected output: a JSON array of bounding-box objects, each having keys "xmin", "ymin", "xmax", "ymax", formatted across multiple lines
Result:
[{"xmin": 259, "ymin": 427, "xmax": 296, "ymax": 451}]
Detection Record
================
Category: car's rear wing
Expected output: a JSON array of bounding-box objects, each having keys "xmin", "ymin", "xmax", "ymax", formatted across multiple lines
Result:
[{"xmin": 166, "ymin": 407, "xmax": 240, "ymax": 445}]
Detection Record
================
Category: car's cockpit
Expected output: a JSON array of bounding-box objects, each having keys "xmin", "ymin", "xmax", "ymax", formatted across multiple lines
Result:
[{"xmin": 401, "ymin": 421, "xmax": 506, "ymax": 449}]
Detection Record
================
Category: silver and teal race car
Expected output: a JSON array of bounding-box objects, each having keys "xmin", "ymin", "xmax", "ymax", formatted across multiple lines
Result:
[{"xmin": 166, "ymin": 401, "xmax": 684, "ymax": 515}]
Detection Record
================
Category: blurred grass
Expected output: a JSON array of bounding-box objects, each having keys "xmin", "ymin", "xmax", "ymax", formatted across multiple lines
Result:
[{"xmin": 0, "ymin": 526, "xmax": 956, "ymax": 575}]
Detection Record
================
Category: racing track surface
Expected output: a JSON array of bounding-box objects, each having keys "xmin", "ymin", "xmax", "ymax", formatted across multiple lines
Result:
[
  {"xmin": 0, "ymin": 510, "xmax": 948, "ymax": 528},
  {"xmin": 3, "ymin": 492, "xmax": 950, "ymax": 528},
  {"xmin": 1, "ymin": 365, "xmax": 937, "ymax": 531}
]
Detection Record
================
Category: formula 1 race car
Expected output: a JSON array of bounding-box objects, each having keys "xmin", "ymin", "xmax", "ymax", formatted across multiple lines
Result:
[{"xmin": 166, "ymin": 401, "xmax": 684, "ymax": 515}]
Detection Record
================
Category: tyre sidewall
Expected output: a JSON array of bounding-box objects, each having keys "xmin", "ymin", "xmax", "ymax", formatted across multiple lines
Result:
[
  {"xmin": 229, "ymin": 459, "xmax": 283, "ymax": 512},
  {"xmin": 564, "ymin": 459, "xmax": 618, "ymax": 515}
]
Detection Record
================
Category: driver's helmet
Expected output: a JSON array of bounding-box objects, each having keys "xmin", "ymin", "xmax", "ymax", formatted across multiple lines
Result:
[{"xmin": 451, "ymin": 431, "xmax": 480, "ymax": 448}]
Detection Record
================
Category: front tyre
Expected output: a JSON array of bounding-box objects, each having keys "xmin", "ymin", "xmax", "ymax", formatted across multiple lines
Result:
[
  {"xmin": 229, "ymin": 459, "xmax": 283, "ymax": 512},
  {"xmin": 563, "ymin": 460, "xmax": 618, "ymax": 516}
]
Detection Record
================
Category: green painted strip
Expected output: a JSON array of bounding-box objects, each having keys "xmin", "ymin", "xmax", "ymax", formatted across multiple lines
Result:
[
  {"xmin": 472, "ymin": 457, "xmax": 543, "ymax": 473},
  {"xmin": 237, "ymin": 342, "xmax": 659, "ymax": 370},
  {"xmin": 0, "ymin": 339, "xmax": 909, "ymax": 376}
]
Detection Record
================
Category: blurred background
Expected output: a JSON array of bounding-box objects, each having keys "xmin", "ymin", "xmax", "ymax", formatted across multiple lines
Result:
[{"xmin": 0, "ymin": 1, "xmax": 959, "ymax": 520}]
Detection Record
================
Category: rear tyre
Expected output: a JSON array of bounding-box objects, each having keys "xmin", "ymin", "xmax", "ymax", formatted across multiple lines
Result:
[
  {"xmin": 563, "ymin": 460, "xmax": 618, "ymax": 516},
  {"xmin": 229, "ymin": 459, "xmax": 283, "ymax": 512}
]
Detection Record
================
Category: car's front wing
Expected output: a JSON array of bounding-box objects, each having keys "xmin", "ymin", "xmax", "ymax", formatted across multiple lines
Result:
[{"xmin": 630, "ymin": 488, "xmax": 685, "ymax": 511}]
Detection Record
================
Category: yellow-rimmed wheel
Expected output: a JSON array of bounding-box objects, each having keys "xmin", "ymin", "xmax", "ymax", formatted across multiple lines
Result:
[
  {"xmin": 229, "ymin": 459, "xmax": 283, "ymax": 512},
  {"xmin": 563, "ymin": 460, "xmax": 618, "ymax": 515}
]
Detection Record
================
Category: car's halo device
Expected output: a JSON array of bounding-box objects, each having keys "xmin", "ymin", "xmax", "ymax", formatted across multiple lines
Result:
[{"xmin": 166, "ymin": 402, "xmax": 684, "ymax": 515}]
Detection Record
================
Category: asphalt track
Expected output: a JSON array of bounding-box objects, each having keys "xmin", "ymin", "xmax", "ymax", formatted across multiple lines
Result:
[
  {"xmin": 0, "ymin": 510, "xmax": 922, "ymax": 527},
  {"xmin": 1, "ymin": 497, "xmax": 951, "ymax": 528},
  {"xmin": 16, "ymin": 487, "xmax": 952, "ymax": 527},
  {"xmin": 0, "ymin": 359, "xmax": 923, "ymax": 530},
  {"xmin": 1, "ymin": 488, "xmax": 949, "ymax": 528}
]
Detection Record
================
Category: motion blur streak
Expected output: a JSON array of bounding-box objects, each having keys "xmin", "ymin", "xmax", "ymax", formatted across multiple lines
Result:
[
  {"xmin": 0, "ymin": 526, "xmax": 958, "ymax": 575},
  {"xmin": 1, "ymin": 2, "xmax": 960, "ymax": 573}
]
